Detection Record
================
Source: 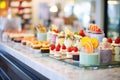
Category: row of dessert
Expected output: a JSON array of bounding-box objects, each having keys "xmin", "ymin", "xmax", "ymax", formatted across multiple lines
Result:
[{"xmin": 47, "ymin": 24, "xmax": 120, "ymax": 66}]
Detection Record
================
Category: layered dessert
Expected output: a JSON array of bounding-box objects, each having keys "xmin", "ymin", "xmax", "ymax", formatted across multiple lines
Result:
[
  {"xmin": 36, "ymin": 24, "xmax": 47, "ymax": 41},
  {"xmin": 112, "ymin": 38, "xmax": 120, "ymax": 61},
  {"xmin": 99, "ymin": 38, "xmax": 113, "ymax": 63},
  {"xmin": 86, "ymin": 24, "xmax": 104, "ymax": 42},
  {"xmin": 56, "ymin": 32, "xmax": 65, "ymax": 46},
  {"xmin": 64, "ymin": 28, "xmax": 74, "ymax": 48},
  {"xmin": 61, "ymin": 44, "xmax": 66, "ymax": 56},
  {"xmin": 47, "ymin": 25, "xmax": 59, "ymax": 44},
  {"xmin": 72, "ymin": 47, "xmax": 79, "ymax": 61},
  {"xmin": 40, "ymin": 41, "xmax": 50, "ymax": 53},
  {"xmin": 66, "ymin": 46, "xmax": 73, "ymax": 59},
  {"xmin": 74, "ymin": 30, "xmax": 85, "ymax": 49},
  {"xmin": 80, "ymin": 37, "xmax": 99, "ymax": 66},
  {"xmin": 49, "ymin": 44, "xmax": 55, "ymax": 55},
  {"xmin": 54, "ymin": 44, "xmax": 61, "ymax": 57}
]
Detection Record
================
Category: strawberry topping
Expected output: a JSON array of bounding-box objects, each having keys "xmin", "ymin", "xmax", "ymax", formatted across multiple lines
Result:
[
  {"xmin": 96, "ymin": 28, "xmax": 102, "ymax": 33},
  {"xmin": 107, "ymin": 38, "xmax": 112, "ymax": 43},
  {"xmin": 79, "ymin": 30, "xmax": 86, "ymax": 37},
  {"xmin": 115, "ymin": 38, "xmax": 120, "ymax": 44},
  {"xmin": 50, "ymin": 44, "xmax": 55, "ymax": 50},
  {"xmin": 56, "ymin": 46, "xmax": 60, "ymax": 51},
  {"xmin": 67, "ymin": 46, "xmax": 73, "ymax": 52},
  {"xmin": 62, "ymin": 44, "xmax": 66, "ymax": 50},
  {"xmin": 73, "ymin": 47, "xmax": 78, "ymax": 52}
]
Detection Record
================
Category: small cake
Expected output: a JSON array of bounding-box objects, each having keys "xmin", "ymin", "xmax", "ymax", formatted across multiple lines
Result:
[
  {"xmin": 61, "ymin": 44, "xmax": 66, "ymax": 56},
  {"xmin": 40, "ymin": 41, "xmax": 50, "ymax": 53},
  {"xmin": 99, "ymin": 38, "xmax": 113, "ymax": 63},
  {"xmin": 54, "ymin": 44, "xmax": 61, "ymax": 57},
  {"xmin": 72, "ymin": 47, "xmax": 79, "ymax": 61},
  {"xmin": 41, "ymin": 47, "xmax": 49, "ymax": 53},
  {"xmin": 31, "ymin": 41, "xmax": 42, "ymax": 49},
  {"xmin": 66, "ymin": 46, "xmax": 73, "ymax": 59},
  {"xmin": 80, "ymin": 37, "xmax": 99, "ymax": 66},
  {"xmin": 86, "ymin": 24, "xmax": 104, "ymax": 42},
  {"xmin": 112, "ymin": 38, "xmax": 120, "ymax": 61},
  {"xmin": 49, "ymin": 44, "xmax": 55, "ymax": 55}
]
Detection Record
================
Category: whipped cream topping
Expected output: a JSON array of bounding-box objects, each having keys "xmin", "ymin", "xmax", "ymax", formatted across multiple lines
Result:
[{"xmin": 99, "ymin": 38, "xmax": 112, "ymax": 50}]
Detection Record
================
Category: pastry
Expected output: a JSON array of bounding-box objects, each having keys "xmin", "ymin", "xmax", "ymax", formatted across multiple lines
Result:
[{"xmin": 41, "ymin": 47, "xmax": 50, "ymax": 53}]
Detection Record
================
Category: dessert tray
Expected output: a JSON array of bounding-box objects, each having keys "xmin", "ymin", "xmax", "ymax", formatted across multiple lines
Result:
[
  {"xmin": 47, "ymin": 54, "xmax": 120, "ymax": 69},
  {"xmin": 5, "ymin": 42, "xmax": 120, "ymax": 70}
]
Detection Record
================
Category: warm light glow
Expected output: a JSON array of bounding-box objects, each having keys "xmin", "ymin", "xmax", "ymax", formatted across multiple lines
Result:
[
  {"xmin": 49, "ymin": 5, "xmax": 58, "ymax": 12},
  {"xmin": 108, "ymin": 1, "xmax": 119, "ymax": 4},
  {"xmin": 0, "ymin": 1, "xmax": 6, "ymax": 9}
]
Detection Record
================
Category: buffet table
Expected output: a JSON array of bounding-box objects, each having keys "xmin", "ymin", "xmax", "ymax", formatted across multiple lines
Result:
[{"xmin": 0, "ymin": 41, "xmax": 120, "ymax": 80}]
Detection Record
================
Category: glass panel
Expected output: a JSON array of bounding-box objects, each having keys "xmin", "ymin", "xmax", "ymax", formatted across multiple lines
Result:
[{"xmin": 107, "ymin": 0, "xmax": 120, "ymax": 38}]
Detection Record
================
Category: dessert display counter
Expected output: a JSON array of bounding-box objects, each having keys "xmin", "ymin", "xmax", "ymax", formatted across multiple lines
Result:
[{"xmin": 0, "ymin": 41, "xmax": 120, "ymax": 80}]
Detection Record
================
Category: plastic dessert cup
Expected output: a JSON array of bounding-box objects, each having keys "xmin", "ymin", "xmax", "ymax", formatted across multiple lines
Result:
[
  {"xmin": 37, "ymin": 32, "xmax": 47, "ymax": 41},
  {"xmin": 80, "ymin": 52, "xmax": 99, "ymax": 66},
  {"xmin": 99, "ymin": 50, "xmax": 112, "ymax": 63}
]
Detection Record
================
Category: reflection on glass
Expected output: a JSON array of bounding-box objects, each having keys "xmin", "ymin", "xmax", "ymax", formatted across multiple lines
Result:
[{"xmin": 107, "ymin": 0, "xmax": 120, "ymax": 38}]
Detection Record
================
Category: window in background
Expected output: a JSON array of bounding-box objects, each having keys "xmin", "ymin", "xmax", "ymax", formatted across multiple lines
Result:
[{"xmin": 107, "ymin": 0, "xmax": 120, "ymax": 38}]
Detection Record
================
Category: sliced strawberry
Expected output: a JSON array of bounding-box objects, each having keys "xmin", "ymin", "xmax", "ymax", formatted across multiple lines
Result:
[
  {"xmin": 73, "ymin": 47, "xmax": 78, "ymax": 52},
  {"xmin": 67, "ymin": 46, "xmax": 73, "ymax": 52},
  {"xmin": 56, "ymin": 46, "xmax": 60, "ymax": 51},
  {"xmin": 79, "ymin": 30, "xmax": 85, "ymax": 37},
  {"xmin": 50, "ymin": 44, "xmax": 55, "ymax": 50},
  {"xmin": 115, "ymin": 38, "xmax": 120, "ymax": 44},
  {"xmin": 107, "ymin": 38, "xmax": 112, "ymax": 43},
  {"xmin": 62, "ymin": 44, "xmax": 66, "ymax": 49},
  {"xmin": 57, "ymin": 43, "xmax": 61, "ymax": 48},
  {"xmin": 96, "ymin": 28, "xmax": 102, "ymax": 33}
]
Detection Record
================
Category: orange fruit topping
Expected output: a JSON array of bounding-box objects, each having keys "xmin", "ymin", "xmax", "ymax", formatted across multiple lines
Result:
[
  {"xmin": 83, "ymin": 41, "xmax": 93, "ymax": 53},
  {"xmin": 91, "ymin": 38, "xmax": 99, "ymax": 48}
]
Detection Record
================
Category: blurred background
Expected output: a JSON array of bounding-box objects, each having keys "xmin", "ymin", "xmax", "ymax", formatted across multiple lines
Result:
[{"xmin": 0, "ymin": 0, "xmax": 120, "ymax": 38}]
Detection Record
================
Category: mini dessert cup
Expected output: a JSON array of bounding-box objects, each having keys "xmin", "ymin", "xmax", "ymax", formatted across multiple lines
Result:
[
  {"xmin": 99, "ymin": 50, "xmax": 112, "ymax": 63},
  {"xmin": 51, "ymin": 33, "xmax": 58, "ymax": 44},
  {"xmin": 114, "ymin": 47, "xmax": 120, "ymax": 55},
  {"xmin": 80, "ymin": 52, "xmax": 99, "ymax": 66},
  {"xmin": 37, "ymin": 32, "xmax": 47, "ymax": 41}
]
